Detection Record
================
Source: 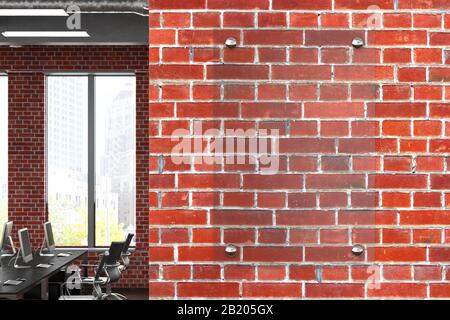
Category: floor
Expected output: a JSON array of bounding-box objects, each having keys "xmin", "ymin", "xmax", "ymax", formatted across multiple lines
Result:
[{"xmin": 114, "ymin": 288, "xmax": 148, "ymax": 300}]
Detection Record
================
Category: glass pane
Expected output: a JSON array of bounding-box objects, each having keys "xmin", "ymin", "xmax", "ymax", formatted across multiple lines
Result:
[
  {"xmin": 0, "ymin": 76, "xmax": 7, "ymax": 225},
  {"xmin": 95, "ymin": 76, "xmax": 136, "ymax": 246},
  {"xmin": 47, "ymin": 76, "xmax": 88, "ymax": 246}
]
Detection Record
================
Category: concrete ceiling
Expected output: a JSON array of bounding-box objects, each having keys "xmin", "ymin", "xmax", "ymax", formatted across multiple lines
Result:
[
  {"xmin": 0, "ymin": 1, "xmax": 148, "ymax": 45},
  {"xmin": 0, "ymin": 1, "xmax": 147, "ymax": 13}
]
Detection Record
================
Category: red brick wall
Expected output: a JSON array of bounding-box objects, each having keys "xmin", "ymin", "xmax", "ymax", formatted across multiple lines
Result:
[
  {"xmin": 149, "ymin": 1, "xmax": 450, "ymax": 298},
  {"xmin": 3, "ymin": 46, "xmax": 149, "ymax": 288}
]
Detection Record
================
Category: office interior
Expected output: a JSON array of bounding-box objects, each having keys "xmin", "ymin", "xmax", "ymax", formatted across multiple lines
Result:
[{"xmin": 0, "ymin": 1, "xmax": 149, "ymax": 300}]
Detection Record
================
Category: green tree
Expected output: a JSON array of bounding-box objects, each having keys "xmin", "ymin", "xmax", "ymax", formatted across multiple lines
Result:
[{"xmin": 49, "ymin": 197, "xmax": 125, "ymax": 246}]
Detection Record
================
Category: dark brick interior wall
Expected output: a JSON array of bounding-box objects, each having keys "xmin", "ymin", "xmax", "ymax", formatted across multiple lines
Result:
[{"xmin": 3, "ymin": 46, "xmax": 149, "ymax": 288}]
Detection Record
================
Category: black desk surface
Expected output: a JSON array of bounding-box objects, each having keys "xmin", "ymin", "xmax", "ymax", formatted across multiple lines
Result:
[{"xmin": 0, "ymin": 249, "xmax": 86, "ymax": 297}]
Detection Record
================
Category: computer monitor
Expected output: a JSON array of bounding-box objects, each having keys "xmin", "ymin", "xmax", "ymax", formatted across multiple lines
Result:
[
  {"xmin": 0, "ymin": 221, "xmax": 14, "ymax": 252},
  {"xmin": 18, "ymin": 228, "xmax": 33, "ymax": 264},
  {"xmin": 43, "ymin": 222, "xmax": 55, "ymax": 252}
]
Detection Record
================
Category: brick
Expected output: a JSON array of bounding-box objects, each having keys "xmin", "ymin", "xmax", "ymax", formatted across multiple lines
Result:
[
  {"xmin": 178, "ymin": 246, "xmax": 240, "ymax": 262},
  {"xmin": 320, "ymin": 228, "xmax": 349, "ymax": 243},
  {"xmin": 243, "ymin": 247, "xmax": 302, "ymax": 262},
  {"xmin": 306, "ymin": 284, "xmax": 364, "ymax": 298},
  {"xmin": 383, "ymin": 156, "xmax": 412, "ymax": 171},
  {"xmin": 383, "ymin": 48, "xmax": 412, "ymax": 64},
  {"xmin": 367, "ymin": 247, "xmax": 426, "ymax": 262},
  {"xmin": 244, "ymin": 174, "xmax": 302, "ymax": 189},
  {"xmin": 276, "ymin": 210, "xmax": 335, "ymax": 226},
  {"xmin": 258, "ymin": 12, "xmax": 287, "ymax": 28},
  {"xmin": 415, "ymin": 48, "xmax": 442, "ymax": 64},
  {"xmin": 398, "ymin": 67, "xmax": 427, "ymax": 82},
  {"xmin": 223, "ymin": 229, "xmax": 255, "ymax": 244},
  {"xmin": 289, "ymin": 266, "xmax": 316, "ymax": 280},
  {"xmin": 414, "ymin": 265, "xmax": 442, "ymax": 280},
  {"xmin": 223, "ymin": 12, "xmax": 255, "ymax": 27},
  {"xmin": 149, "ymin": 0, "xmax": 206, "ymax": 9},
  {"xmin": 430, "ymin": 284, "xmax": 450, "ymax": 298},
  {"xmin": 368, "ymin": 103, "xmax": 426, "ymax": 118},
  {"xmin": 193, "ymin": 12, "xmax": 221, "ymax": 27},
  {"xmin": 150, "ymin": 210, "xmax": 207, "ymax": 225},
  {"xmin": 177, "ymin": 102, "xmax": 239, "ymax": 118},
  {"xmin": 430, "ymin": 247, "xmax": 450, "ymax": 261},
  {"xmin": 401, "ymin": 211, "xmax": 450, "ymax": 225},
  {"xmin": 279, "ymin": 138, "xmax": 335, "ymax": 153},
  {"xmin": 430, "ymin": 32, "xmax": 450, "ymax": 46},
  {"xmin": 272, "ymin": 65, "xmax": 331, "ymax": 80},
  {"xmin": 150, "ymin": 65, "xmax": 203, "ymax": 80},
  {"xmin": 208, "ymin": 0, "xmax": 269, "ymax": 9},
  {"xmin": 338, "ymin": 138, "xmax": 397, "ymax": 153},
  {"xmin": 321, "ymin": 121, "xmax": 349, "ymax": 136},
  {"xmin": 338, "ymin": 210, "xmax": 397, "ymax": 225},
  {"xmin": 193, "ymin": 265, "xmax": 221, "ymax": 280},
  {"xmin": 258, "ymin": 266, "xmax": 286, "ymax": 280},
  {"xmin": 211, "ymin": 210, "xmax": 272, "ymax": 226},
  {"xmin": 224, "ymin": 48, "xmax": 255, "ymax": 63},
  {"xmin": 413, "ymin": 193, "xmax": 442, "ymax": 208},
  {"xmin": 384, "ymin": 13, "xmax": 412, "ymax": 28},
  {"xmin": 334, "ymin": 66, "xmax": 394, "ymax": 81},
  {"xmin": 224, "ymin": 265, "xmax": 255, "ymax": 280},
  {"xmin": 321, "ymin": 13, "xmax": 349, "ymax": 28},
  {"xmin": 162, "ymin": 13, "xmax": 190, "ymax": 27},
  {"xmin": 290, "ymin": 13, "xmax": 319, "ymax": 28},
  {"xmin": 244, "ymin": 30, "xmax": 302, "ymax": 45},
  {"xmin": 382, "ymin": 193, "xmax": 411, "ymax": 208},
  {"xmin": 383, "ymin": 85, "xmax": 411, "ymax": 100},
  {"xmin": 273, "ymin": 0, "xmax": 331, "ymax": 10},
  {"xmin": 259, "ymin": 48, "xmax": 286, "ymax": 63},
  {"xmin": 335, "ymin": 0, "xmax": 394, "ymax": 9},
  {"xmin": 178, "ymin": 282, "xmax": 240, "ymax": 298},
  {"xmin": 207, "ymin": 65, "xmax": 269, "ymax": 80},
  {"xmin": 304, "ymin": 102, "xmax": 363, "ymax": 118},
  {"xmin": 368, "ymin": 31, "xmax": 427, "ymax": 45},
  {"xmin": 290, "ymin": 48, "xmax": 318, "ymax": 63},
  {"xmin": 305, "ymin": 30, "xmax": 364, "ymax": 46},
  {"xmin": 305, "ymin": 247, "xmax": 365, "ymax": 262},
  {"xmin": 243, "ymin": 283, "xmax": 301, "ymax": 297},
  {"xmin": 398, "ymin": 0, "xmax": 450, "ymax": 9},
  {"xmin": 289, "ymin": 84, "xmax": 318, "ymax": 100},
  {"xmin": 368, "ymin": 283, "xmax": 427, "ymax": 298},
  {"xmin": 321, "ymin": 48, "xmax": 349, "ymax": 64}
]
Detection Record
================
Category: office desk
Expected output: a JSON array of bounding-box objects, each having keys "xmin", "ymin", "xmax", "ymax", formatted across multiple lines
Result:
[{"xmin": 0, "ymin": 249, "xmax": 86, "ymax": 300}]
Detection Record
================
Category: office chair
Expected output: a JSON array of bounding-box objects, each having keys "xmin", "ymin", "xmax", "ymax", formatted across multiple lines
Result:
[{"xmin": 59, "ymin": 241, "xmax": 126, "ymax": 300}]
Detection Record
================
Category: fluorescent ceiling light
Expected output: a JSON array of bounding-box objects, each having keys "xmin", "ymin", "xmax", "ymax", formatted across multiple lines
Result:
[
  {"xmin": 2, "ymin": 31, "xmax": 90, "ymax": 38},
  {"xmin": 0, "ymin": 9, "xmax": 68, "ymax": 16}
]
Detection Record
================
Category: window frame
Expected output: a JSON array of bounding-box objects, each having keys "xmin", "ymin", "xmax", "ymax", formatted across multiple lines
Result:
[
  {"xmin": 0, "ymin": 74, "xmax": 7, "ymax": 226},
  {"xmin": 45, "ymin": 72, "xmax": 137, "ymax": 248}
]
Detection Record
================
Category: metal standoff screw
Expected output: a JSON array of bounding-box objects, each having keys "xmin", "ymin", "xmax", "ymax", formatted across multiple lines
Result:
[
  {"xmin": 225, "ymin": 244, "xmax": 237, "ymax": 257},
  {"xmin": 352, "ymin": 37, "xmax": 364, "ymax": 48},
  {"xmin": 351, "ymin": 244, "xmax": 365, "ymax": 256},
  {"xmin": 225, "ymin": 37, "xmax": 237, "ymax": 48}
]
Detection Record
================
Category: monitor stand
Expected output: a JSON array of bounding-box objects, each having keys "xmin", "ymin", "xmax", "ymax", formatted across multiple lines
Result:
[
  {"xmin": 39, "ymin": 238, "xmax": 55, "ymax": 257},
  {"xmin": 1, "ymin": 236, "xmax": 17, "ymax": 257},
  {"xmin": 13, "ymin": 249, "xmax": 32, "ymax": 269}
]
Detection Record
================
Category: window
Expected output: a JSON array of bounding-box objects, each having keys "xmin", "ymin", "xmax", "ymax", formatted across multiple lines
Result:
[
  {"xmin": 0, "ymin": 76, "xmax": 7, "ymax": 225},
  {"xmin": 47, "ymin": 75, "xmax": 136, "ymax": 247}
]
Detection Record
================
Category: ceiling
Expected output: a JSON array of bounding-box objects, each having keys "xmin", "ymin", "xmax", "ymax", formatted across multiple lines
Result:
[{"xmin": 0, "ymin": 1, "xmax": 148, "ymax": 45}]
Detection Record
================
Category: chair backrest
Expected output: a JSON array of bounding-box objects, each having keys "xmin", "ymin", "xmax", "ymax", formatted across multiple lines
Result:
[
  {"xmin": 104, "ymin": 241, "xmax": 125, "ymax": 282},
  {"xmin": 94, "ymin": 254, "xmax": 107, "ymax": 282},
  {"xmin": 122, "ymin": 233, "xmax": 134, "ymax": 253}
]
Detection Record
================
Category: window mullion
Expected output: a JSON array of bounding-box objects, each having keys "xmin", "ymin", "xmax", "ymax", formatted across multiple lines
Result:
[{"xmin": 87, "ymin": 74, "xmax": 96, "ymax": 247}]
